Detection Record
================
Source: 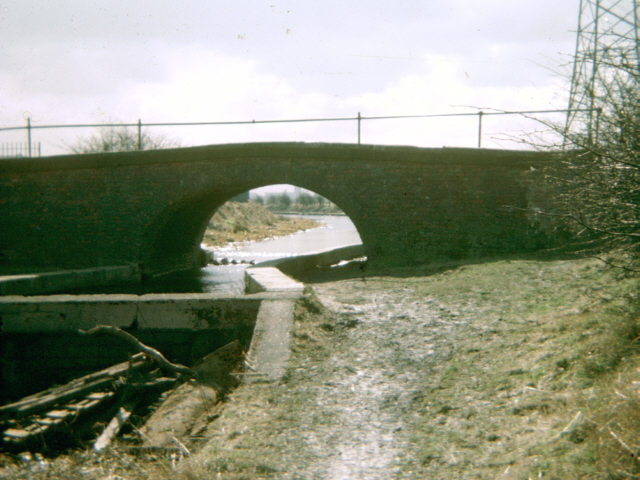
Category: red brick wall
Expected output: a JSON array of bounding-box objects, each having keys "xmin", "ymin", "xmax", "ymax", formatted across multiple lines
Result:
[{"xmin": 0, "ymin": 143, "xmax": 565, "ymax": 276}]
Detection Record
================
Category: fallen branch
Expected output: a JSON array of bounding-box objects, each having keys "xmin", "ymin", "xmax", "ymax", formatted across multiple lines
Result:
[
  {"xmin": 79, "ymin": 325, "xmax": 193, "ymax": 376},
  {"xmin": 93, "ymin": 401, "xmax": 139, "ymax": 453}
]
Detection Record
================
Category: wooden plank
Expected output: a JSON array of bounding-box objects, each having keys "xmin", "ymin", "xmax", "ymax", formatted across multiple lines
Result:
[
  {"xmin": 34, "ymin": 416, "xmax": 63, "ymax": 427},
  {"xmin": 86, "ymin": 391, "xmax": 114, "ymax": 401},
  {"xmin": 24, "ymin": 423, "xmax": 47, "ymax": 434},
  {"xmin": 1, "ymin": 354, "xmax": 149, "ymax": 417},
  {"xmin": 77, "ymin": 399, "xmax": 101, "ymax": 410},
  {"xmin": 10, "ymin": 377, "xmax": 114, "ymax": 417},
  {"xmin": 46, "ymin": 409, "xmax": 73, "ymax": 420},
  {"xmin": 3, "ymin": 428, "xmax": 30, "ymax": 439},
  {"xmin": 3, "ymin": 424, "xmax": 48, "ymax": 445},
  {"xmin": 67, "ymin": 393, "xmax": 114, "ymax": 413},
  {"xmin": 4, "ymin": 353, "xmax": 147, "ymax": 409},
  {"xmin": 67, "ymin": 399, "xmax": 94, "ymax": 410}
]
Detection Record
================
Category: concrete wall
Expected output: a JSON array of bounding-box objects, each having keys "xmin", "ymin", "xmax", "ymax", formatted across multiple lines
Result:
[
  {"xmin": 253, "ymin": 244, "xmax": 365, "ymax": 278},
  {"xmin": 0, "ymin": 293, "xmax": 261, "ymax": 402},
  {"xmin": 0, "ymin": 269, "xmax": 304, "ymax": 403},
  {"xmin": 0, "ymin": 265, "xmax": 140, "ymax": 295},
  {"xmin": 0, "ymin": 143, "xmax": 565, "ymax": 278}
]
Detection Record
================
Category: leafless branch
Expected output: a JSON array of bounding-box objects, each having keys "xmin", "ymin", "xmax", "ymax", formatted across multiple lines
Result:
[{"xmin": 79, "ymin": 325, "xmax": 193, "ymax": 376}]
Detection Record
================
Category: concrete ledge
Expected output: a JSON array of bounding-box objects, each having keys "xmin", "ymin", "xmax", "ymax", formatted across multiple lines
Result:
[
  {"xmin": 0, "ymin": 293, "xmax": 262, "ymax": 333},
  {"xmin": 245, "ymin": 299, "xmax": 296, "ymax": 381},
  {"xmin": 0, "ymin": 292, "xmax": 265, "ymax": 402},
  {"xmin": 253, "ymin": 243, "xmax": 365, "ymax": 278},
  {"xmin": 241, "ymin": 268, "xmax": 305, "ymax": 381},
  {"xmin": 244, "ymin": 267, "xmax": 305, "ymax": 294},
  {"xmin": 1, "ymin": 258, "xmax": 316, "ymax": 396},
  {"xmin": 0, "ymin": 265, "xmax": 141, "ymax": 296}
]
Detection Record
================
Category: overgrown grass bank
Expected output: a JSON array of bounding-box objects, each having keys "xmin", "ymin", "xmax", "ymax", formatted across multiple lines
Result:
[
  {"xmin": 397, "ymin": 258, "xmax": 640, "ymax": 478},
  {"xmin": 183, "ymin": 257, "xmax": 640, "ymax": 478},
  {"xmin": 201, "ymin": 201, "xmax": 320, "ymax": 247}
]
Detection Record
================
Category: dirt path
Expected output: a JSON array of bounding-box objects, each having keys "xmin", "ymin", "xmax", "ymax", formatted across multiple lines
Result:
[
  {"xmin": 189, "ymin": 279, "xmax": 448, "ymax": 479},
  {"xmin": 294, "ymin": 283, "xmax": 454, "ymax": 479},
  {"xmin": 186, "ymin": 257, "xmax": 638, "ymax": 479}
]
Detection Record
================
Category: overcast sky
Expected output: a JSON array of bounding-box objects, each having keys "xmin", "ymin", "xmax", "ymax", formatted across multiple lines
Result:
[{"xmin": 0, "ymin": 1, "xmax": 580, "ymax": 154}]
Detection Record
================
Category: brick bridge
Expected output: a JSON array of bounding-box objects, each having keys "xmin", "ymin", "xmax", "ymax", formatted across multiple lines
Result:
[{"xmin": 0, "ymin": 143, "xmax": 563, "ymax": 278}]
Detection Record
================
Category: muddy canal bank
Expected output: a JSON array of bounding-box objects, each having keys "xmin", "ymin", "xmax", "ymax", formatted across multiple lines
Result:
[
  {"xmin": 2, "ymin": 256, "xmax": 638, "ymax": 479},
  {"xmin": 187, "ymin": 257, "xmax": 639, "ymax": 479}
]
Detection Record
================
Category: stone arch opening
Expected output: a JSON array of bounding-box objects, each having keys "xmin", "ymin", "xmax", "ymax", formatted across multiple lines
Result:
[{"xmin": 200, "ymin": 183, "xmax": 364, "ymax": 269}]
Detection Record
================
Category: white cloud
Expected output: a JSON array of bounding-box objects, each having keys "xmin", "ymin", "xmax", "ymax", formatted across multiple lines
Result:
[{"xmin": 0, "ymin": 1, "xmax": 580, "ymax": 154}]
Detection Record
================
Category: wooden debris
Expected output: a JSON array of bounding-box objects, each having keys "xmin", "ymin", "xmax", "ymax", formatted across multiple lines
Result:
[
  {"xmin": 0, "ymin": 351, "xmax": 170, "ymax": 452},
  {"xmin": 139, "ymin": 340, "xmax": 246, "ymax": 448},
  {"xmin": 3, "ymin": 428, "xmax": 32, "ymax": 440},
  {"xmin": 608, "ymin": 427, "xmax": 640, "ymax": 462},
  {"xmin": 1, "ymin": 335, "xmax": 244, "ymax": 454},
  {"xmin": 0, "ymin": 353, "xmax": 148, "ymax": 419},
  {"xmin": 123, "ymin": 445, "xmax": 186, "ymax": 456},
  {"xmin": 171, "ymin": 436, "xmax": 191, "ymax": 457},
  {"xmin": 93, "ymin": 401, "xmax": 139, "ymax": 453},
  {"xmin": 79, "ymin": 325, "xmax": 193, "ymax": 376},
  {"xmin": 551, "ymin": 410, "xmax": 584, "ymax": 441},
  {"xmin": 193, "ymin": 339, "xmax": 244, "ymax": 388}
]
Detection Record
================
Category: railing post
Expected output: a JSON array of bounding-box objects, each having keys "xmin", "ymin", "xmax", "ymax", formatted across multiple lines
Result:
[
  {"xmin": 477, "ymin": 111, "xmax": 483, "ymax": 148},
  {"xmin": 26, "ymin": 117, "xmax": 32, "ymax": 158},
  {"xmin": 357, "ymin": 112, "xmax": 361, "ymax": 144},
  {"xmin": 137, "ymin": 119, "xmax": 143, "ymax": 150}
]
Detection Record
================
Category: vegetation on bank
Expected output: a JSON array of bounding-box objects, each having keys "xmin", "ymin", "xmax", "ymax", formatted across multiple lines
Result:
[
  {"xmin": 188, "ymin": 258, "xmax": 640, "ymax": 479},
  {"xmin": 397, "ymin": 258, "xmax": 640, "ymax": 478},
  {"xmin": 538, "ymin": 21, "xmax": 639, "ymax": 270},
  {"xmin": 201, "ymin": 201, "xmax": 320, "ymax": 247},
  {"xmin": 252, "ymin": 191, "xmax": 344, "ymax": 215}
]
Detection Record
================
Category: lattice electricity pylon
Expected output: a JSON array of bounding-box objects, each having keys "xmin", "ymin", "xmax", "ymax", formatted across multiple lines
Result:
[{"xmin": 564, "ymin": 0, "xmax": 640, "ymax": 146}]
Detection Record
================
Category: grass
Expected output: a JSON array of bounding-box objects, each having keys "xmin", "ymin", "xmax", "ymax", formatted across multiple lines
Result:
[
  {"xmin": 202, "ymin": 201, "xmax": 320, "ymax": 247},
  {"xmin": 399, "ymin": 258, "xmax": 640, "ymax": 478}
]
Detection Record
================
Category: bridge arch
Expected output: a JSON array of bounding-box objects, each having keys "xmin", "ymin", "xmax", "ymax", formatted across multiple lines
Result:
[{"xmin": 142, "ymin": 180, "xmax": 366, "ymax": 277}]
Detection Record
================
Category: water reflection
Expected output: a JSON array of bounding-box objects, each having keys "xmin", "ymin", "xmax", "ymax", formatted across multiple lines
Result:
[{"xmin": 210, "ymin": 215, "xmax": 361, "ymax": 264}]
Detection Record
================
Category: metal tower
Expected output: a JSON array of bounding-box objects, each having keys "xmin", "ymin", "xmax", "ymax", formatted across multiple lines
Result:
[{"xmin": 564, "ymin": 0, "xmax": 640, "ymax": 145}]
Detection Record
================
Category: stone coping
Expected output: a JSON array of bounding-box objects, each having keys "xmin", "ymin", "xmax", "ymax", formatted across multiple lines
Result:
[{"xmin": 244, "ymin": 267, "xmax": 305, "ymax": 294}]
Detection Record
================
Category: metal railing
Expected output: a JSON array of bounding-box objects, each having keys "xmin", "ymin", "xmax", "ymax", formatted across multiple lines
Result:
[
  {"xmin": 0, "ymin": 108, "xmax": 596, "ymax": 156},
  {"xmin": 0, "ymin": 141, "xmax": 41, "ymax": 159}
]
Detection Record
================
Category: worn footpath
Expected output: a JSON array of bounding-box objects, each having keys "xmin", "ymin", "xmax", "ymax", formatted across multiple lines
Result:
[{"xmin": 180, "ymin": 256, "xmax": 639, "ymax": 479}]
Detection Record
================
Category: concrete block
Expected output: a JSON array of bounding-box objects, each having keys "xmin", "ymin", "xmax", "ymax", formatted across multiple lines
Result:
[
  {"xmin": 245, "ymin": 299, "xmax": 296, "ymax": 381},
  {"xmin": 244, "ymin": 267, "xmax": 304, "ymax": 294}
]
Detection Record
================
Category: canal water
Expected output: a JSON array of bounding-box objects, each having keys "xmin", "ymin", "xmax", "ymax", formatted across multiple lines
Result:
[
  {"xmin": 212, "ymin": 215, "xmax": 361, "ymax": 264},
  {"xmin": 145, "ymin": 215, "xmax": 362, "ymax": 295}
]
